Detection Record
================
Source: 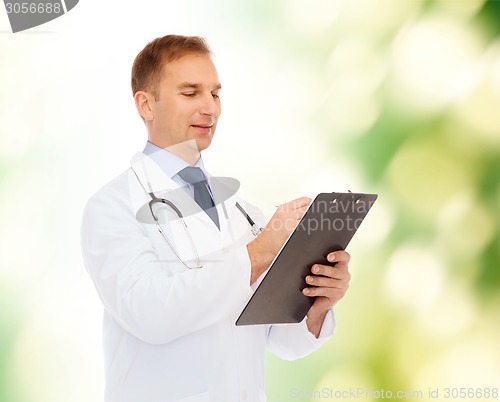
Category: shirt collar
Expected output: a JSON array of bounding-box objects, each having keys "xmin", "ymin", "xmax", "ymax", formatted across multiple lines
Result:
[{"xmin": 143, "ymin": 141, "xmax": 207, "ymax": 180}]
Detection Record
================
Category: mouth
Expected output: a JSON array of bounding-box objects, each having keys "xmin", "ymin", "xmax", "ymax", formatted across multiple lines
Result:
[{"xmin": 191, "ymin": 124, "xmax": 214, "ymax": 135}]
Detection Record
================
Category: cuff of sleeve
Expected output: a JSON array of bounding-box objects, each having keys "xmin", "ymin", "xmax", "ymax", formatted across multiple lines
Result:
[
  {"xmin": 300, "ymin": 308, "xmax": 336, "ymax": 345},
  {"xmin": 315, "ymin": 308, "xmax": 335, "ymax": 340},
  {"xmin": 238, "ymin": 244, "xmax": 253, "ymax": 288},
  {"xmin": 265, "ymin": 309, "xmax": 336, "ymax": 360}
]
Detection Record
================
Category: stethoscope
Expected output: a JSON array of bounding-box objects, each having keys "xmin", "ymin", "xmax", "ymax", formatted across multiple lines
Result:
[{"xmin": 132, "ymin": 168, "xmax": 263, "ymax": 269}]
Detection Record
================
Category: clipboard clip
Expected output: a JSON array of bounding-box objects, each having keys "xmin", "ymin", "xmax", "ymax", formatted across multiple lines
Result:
[{"xmin": 340, "ymin": 190, "xmax": 361, "ymax": 203}]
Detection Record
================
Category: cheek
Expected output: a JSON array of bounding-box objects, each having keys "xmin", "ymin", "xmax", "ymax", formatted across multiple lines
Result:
[
  {"xmin": 152, "ymin": 102, "xmax": 171, "ymax": 122},
  {"xmin": 177, "ymin": 104, "xmax": 197, "ymax": 121}
]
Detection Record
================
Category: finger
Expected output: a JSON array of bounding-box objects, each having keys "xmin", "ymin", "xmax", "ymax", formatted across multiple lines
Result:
[
  {"xmin": 326, "ymin": 250, "xmax": 351, "ymax": 264},
  {"xmin": 305, "ymin": 275, "xmax": 345, "ymax": 288},
  {"xmin": 279, "ymin": 209, "xmax": 309, "ymax": 226},
  {"xmin": 311, "ymin": 263, "xmax": 344, "ymax": 278},
  {"xmin": 303, "ymin": 286, "xmax": 347, "ymax": 298},
  {"xmin": 285, "ymin": 197, "xmax": 312, "ymax": 210},
  {"xmin": 330, "ymin": 260, "xmax": 349, "ymax": 273},
  {"xmin": 290, "ymin": 206, "xmax": 310, "ymax": 218},
  {"xmin": 278, "ymin": 205, "xmax": 309, "ymax": 220},
  {"xmin": 311, "ymin": 264, "xmax": 351, "ymax": 281}
]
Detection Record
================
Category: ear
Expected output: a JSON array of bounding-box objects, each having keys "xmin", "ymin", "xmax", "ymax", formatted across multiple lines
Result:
[{"xmin": 134, "ymin": 91, "xmax": 155, "ymax": 121}]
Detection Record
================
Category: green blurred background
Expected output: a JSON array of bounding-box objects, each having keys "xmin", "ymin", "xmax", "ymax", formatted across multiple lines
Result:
[{"xmin": 1, "ymin": 0, "xmax": 499, "ymax": 401}]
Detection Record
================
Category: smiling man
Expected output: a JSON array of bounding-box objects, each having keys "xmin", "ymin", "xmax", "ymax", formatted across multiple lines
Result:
[
  {"xmin": 81, "ymin": 35, "xmax": 351, "ymax": 402},
  {"xmin": 133, "ymin": 48, "xmax": 221, "ymax": 161}
]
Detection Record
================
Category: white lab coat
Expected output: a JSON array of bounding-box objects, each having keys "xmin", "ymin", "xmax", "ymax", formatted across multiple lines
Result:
[{"xmin": 81, "ymin": 152, "xmax": 335, "ymax": 402}]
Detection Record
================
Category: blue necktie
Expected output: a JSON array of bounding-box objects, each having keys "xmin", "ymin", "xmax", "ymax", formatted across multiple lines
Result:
[{"xmin": 178, "ymin": 166, "xmax": 220, "ymax": 229}]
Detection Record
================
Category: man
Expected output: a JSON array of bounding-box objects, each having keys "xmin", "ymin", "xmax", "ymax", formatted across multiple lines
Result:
[{"xmin": 81, "ymin": 35, "xmax": 351, "ymax": 402}]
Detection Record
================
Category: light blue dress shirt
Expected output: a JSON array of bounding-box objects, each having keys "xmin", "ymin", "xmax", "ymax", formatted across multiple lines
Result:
[{"xmin": 143, "ymin": 141, "xmax": 212, "ymax": 198}]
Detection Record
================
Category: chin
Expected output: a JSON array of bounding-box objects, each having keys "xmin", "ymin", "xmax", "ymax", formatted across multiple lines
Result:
[{"xmin": 195, "ymin": 137, "xmax": 213, "ymax": 152}]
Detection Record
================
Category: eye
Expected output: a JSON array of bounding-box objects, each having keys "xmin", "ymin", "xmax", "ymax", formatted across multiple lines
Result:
[
  {"xmin": 182, "ymin": 93, "xmax": 196, "ymax": 97},
  {"xmin": 212, "ymin": 93, "xmax": 220, "ymax": 100}
]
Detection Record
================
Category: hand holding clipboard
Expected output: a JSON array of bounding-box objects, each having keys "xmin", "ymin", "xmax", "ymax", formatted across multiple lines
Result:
[{"xmin": 237, "ymin": 192, "xmax": 378, "ymax": 326}]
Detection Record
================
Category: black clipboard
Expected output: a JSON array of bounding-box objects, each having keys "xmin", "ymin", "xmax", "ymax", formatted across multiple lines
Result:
[{"xmin": 236, "ymin": 192, "xmax": 378, "ymax": 326}]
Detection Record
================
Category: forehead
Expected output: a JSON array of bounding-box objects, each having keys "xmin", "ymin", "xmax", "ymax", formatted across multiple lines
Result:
[{"xmin": 160, "ymin": 54, "xmax": 220, "ymax": 87}]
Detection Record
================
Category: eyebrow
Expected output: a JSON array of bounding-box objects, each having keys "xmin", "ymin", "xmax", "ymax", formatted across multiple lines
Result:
[{"xmin": 177, "ymin": 82, "xmax": 222, "ymax": 91}]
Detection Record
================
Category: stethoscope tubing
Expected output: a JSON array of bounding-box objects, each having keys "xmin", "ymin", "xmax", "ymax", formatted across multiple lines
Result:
[{"xmin": 132, "ymin": 167, "xmax": 263, "ymax": 269}]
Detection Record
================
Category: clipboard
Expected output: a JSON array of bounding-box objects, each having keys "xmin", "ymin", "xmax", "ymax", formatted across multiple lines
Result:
[{"xmin": 236, "ymin": 192, "xmax": 378, "ymax": 326}]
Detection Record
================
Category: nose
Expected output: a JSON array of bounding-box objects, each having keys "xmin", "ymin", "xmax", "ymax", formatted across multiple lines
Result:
[{"xmin": 199, "ymin": 93, "xmax": 220, "ymax": 117}]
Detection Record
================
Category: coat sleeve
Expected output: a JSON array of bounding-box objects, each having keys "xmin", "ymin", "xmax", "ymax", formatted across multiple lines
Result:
[
  {"xmin": 266, "ymin": 310, "xmax": 335, "ymax": 360},
  {"xmin": 81, "ymin": 181, "xmax": 253, "ymax": 345}
]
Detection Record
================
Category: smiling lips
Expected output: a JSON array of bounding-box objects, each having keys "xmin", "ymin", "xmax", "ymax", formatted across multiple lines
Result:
[{"xmin": 191, "ymin": 123, "xmax": 214, "ymax": 134}]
